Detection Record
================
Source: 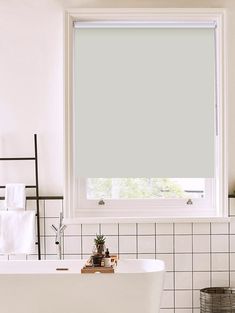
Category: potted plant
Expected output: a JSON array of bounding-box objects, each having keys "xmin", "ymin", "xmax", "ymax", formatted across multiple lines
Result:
[
  {"xmin": 91, "ymin": 254, "xmax": 103, "ymax": 267},
  {"xmin": 94, "ymin": 234, "xmax": 106, "ymax": 255}
]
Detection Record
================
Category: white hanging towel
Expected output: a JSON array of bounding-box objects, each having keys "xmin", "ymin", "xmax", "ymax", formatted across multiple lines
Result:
[
  {"xmin": 0, "ymin": 211, "xmax": 36, "ymax": 254},
  {"xmin": 5, "ymin": 183, "xmax": 26, "ymax": 210}
]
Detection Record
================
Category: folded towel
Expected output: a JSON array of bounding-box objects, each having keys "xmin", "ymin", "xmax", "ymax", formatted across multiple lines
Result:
[
  {"xmin": 5, "ymin": 184, "xmax": 26, "ymax": 210},
  {"xmin": 0, "ymin": 211, "xmax": 36, "ymax": 254}
]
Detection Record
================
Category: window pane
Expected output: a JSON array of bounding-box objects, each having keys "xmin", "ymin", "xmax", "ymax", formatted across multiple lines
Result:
[{"xmin": 86, "ymin": 178, "xmax": 205, "ymax": 200}]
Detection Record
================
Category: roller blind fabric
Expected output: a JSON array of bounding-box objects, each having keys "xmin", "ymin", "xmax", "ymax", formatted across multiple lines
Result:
[{"xmin": 74, "ymin": 23, "xmax": 215, "ymax": 178}]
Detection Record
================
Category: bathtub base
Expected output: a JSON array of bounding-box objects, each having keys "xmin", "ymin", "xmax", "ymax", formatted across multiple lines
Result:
[{"xmin": 0, "ymin": 259, "xmax": 165, "ymax": 313}]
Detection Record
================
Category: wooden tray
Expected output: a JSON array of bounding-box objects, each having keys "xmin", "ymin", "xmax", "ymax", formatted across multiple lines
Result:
[{"xmin": 81, "ymin": 266, "xmax": 114, "ymax": 274}]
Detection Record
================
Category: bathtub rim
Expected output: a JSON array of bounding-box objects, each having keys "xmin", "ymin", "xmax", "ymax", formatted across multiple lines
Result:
[{"xmin": 0, "ymin": 258, "xmax": 165, "ymax": 274}]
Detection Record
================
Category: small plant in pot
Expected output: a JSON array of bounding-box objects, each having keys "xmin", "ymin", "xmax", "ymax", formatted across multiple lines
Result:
[
  {"xmin": 94, "ymin": 234, "xmax": 106, "ymax": 255},
  {"xmin": 91, "ymin": 234, "xmax": 106, "ymax": 267}
]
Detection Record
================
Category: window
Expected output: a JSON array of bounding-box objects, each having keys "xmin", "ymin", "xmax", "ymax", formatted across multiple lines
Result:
[
  {"xmin": 64, "ymin": 9, "xmax": 227, "ymax": 219},
  {"xmin": 87, "ymin": 178, "xmax": 206, "ymax": 200},
  {"xmin": 76, "ymin": 178, "xmax": 214, "ymax": 216},
  {"xmin": 75, "ymin": 177, "xmax": 214, "ymax": 218}
]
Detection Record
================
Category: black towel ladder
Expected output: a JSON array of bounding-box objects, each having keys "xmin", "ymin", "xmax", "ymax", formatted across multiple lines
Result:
[{"xmin": 0, "ymin": 134, "xmax": 41, "ymax": 260}]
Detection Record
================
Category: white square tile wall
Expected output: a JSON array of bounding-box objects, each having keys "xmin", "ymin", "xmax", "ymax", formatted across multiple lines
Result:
[
  {"xmin": 193, "ymin": 290, "xmax": 200, "ymax": 307},
  {"xmin": 119, "ymin": 235, "xmax": 136, "ymax": 254},
  {"xmin": 193, "ymin": 254, "xmax": 210, "ymax": 271},
  {"xmin": 63, "ymin": 236, "xmax": 81, "ymax": 254},
  {"xmin": 193, "ymin": 223, "xmax": 210, "ymax": 234},
  {"xmin": 156, "ymin": 223, "xmax": 173, "ymax": 235},
  {"xmin": 193, "ymin": 235, "xmax": 210, "ymax": 253},
  {"xmin": 175, "ymin": 235, "xmax": 192, "ymax": 253},
  {"xmin": 82, "ymin": 236, "xmax": 95, "ymax": 254},
  {"xmin": 105, "ymin": 236, "xmax": 118, "ymax": 254},
  {"xmin": 164, "ymin": 272, "xmax": 174, "ymax": 290},
  {"xmin": 138, "ymin": 223, "xmax": 155, "ymax": 235},
  {"xmin": 230, "ymin": 220, "xmax": 235, "ymax": 234},
  {"xmin": 175, "ymin": 290, "xmax": 192, "ymax": 308},
  {"xmin": 82, "ymin": 224, "xmax": 99, "ymax": 236},
  {"xmin": 101, "ymin": 223, "xmax": 118, "ymax": 235},
  {"xmin": 64, "ymin": 224, "xmax": 81, "ymax": 236},
  {"xmin": 193, "ymin": 272, "xmax": 210, "ymax": 290},
  {"xmin": 1, "ymin": 197, "xmax": 235, "ymax": 312},
  {"xmin": 44, "ymin": 200, "xmax": 62, "ymax": 217},
  {"xmin": 230, "ymin": 235, "xmax": 235, "ymax": 252},
  {"xmin": 138, "ymin": 236, "xmax": 155, "ymax": 253},
  {"xmin": 157, "ymin": 236, "xmax": 173, "ymax": 253},
  {"xmin": 175, "ymin": 254, "xmax": 192, "ymax": 271},
  {"xmin": 211, "ymin": 253, "xmax": 229, "ymax": 271},
  {"xmin": 211, "ymin": 235, "xmax": 229, "ymax": 253},
  {"xmin": 230, "ymin": 253, "xmax": 235, "ymax": 270},
  {"xmin": 119, "ymin": 223, "xmax": 136, "ymax": 235},
  {"xmin": 161, "ymin": 290, "xmax": 174, "ymax": 308},
  {"xmin": 230, "ymin": 272, "xmax": 235, "ymax": 285},
  {"xmin": 138, "ymin": 253, "xmax": 155, "ymax": 259},
  {"xmin": 229, "ymin": 198, "xmax": 235, "ymax": 216},
  {"xmin": 174, "ymin": 223, "xmax": 192, "ymax": 235},
  {"xmin": 212, "ymin": 272, "xmax": 229, "ymax": 287},
  {"xmin": 175, "ymin": 272, "xmax": 192, "ymax": 289},
  {"xmin": 156, "ymin": 254, "xmax": 173, "ymax": 271},
  {"xmin": 211, "ymin": 223, "xmax": 229, "ymax": 234}
]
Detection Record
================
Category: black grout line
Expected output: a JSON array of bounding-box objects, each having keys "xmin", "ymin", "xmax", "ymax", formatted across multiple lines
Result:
[
  {"xmin": 43, "ymin": 200, "xmax": 46, "ymax": 259},
  {"xmin": 209, "ymin": 222, "xmax": 212, "ymax": 287},
  {"xmin": 81, "ymin": 224, "xmax": 83, "ymax": 259},
  {"xmin": 154, "ymin": 223, "xmax": 157, "ymax": 260},
  {"xmin": 61, "ymin": 235, "xmax": 64, "ymax": 260},
  {"xmin": 136, "ymin": 223, "xmax": 138, "ymax": 259},
  {"xmin": 117, "ymin": 223, "xmax": 120, "ymax": 258},
  {"xmin": 62, "ymin": 200, "xmax": 64, "ymax": 260},
  {"xmin": 37, "ymin": 234, "xmax": 234, "ymax": 255},
  {"xmin": 191, "ymin": 223, "xmax": 194, "ymax": 312},
  {"xmin": 164, "ymin": 287, "xmax": 228, "ymax": 291},
  {"xmin": 173, "ymin": 223, "xmax": 176, "ymax": 313},
  {"xmin": 165, "ymin": 268, "xmax": 231, "ymax": 273},
  {"xmin": 161, "ymin": 306, "xmax": 200, "ymax": 309},
  {"xmin": 57, "ymin": 233, "xmax": 235, "ymax": 237},
  {"xmin": 229, "ymin": 221, "xmax": 231, "ymax": 287}
]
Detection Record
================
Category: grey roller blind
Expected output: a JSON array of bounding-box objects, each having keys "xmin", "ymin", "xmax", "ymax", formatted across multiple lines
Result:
[{"xmin": 74, "ymin": 22, "xmax": 216, "ymax": 178}]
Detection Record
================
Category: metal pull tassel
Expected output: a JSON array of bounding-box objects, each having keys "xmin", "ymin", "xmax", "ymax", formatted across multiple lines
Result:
[
  {"xmin": 98, "ymin": 199, "xmax": 105, "ymax": 206},
  {"xmin": 186, "ymin": 199, "xmax": 193, "ymax": 205}
]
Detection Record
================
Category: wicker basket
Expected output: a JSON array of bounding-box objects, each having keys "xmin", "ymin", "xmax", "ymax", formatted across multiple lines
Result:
[{"xmin": 200, "ymin": 287, "xmax": 235, "ymax": 312}]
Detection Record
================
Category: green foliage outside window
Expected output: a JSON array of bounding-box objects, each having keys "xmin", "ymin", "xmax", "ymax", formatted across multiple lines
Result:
[{"xmin": 87, "ymin": 178, "xmax": 185, "ymax": 199}]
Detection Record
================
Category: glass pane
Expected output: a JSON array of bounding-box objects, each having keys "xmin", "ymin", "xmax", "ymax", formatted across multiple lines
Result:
[{"xmin": 86, "ymin": 178, "xmax": 205, "ymax": 200}]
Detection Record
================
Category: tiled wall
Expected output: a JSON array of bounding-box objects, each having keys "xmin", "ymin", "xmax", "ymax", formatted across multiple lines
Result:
[{"xmin": 2, "ymin": 198, "xmax": 235, "ymax": 313}]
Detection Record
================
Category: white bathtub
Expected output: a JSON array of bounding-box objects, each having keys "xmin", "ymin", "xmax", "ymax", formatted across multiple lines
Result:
[{"xmin": 0, "ymin": 259, "xmax": 165, "ymax": 313}]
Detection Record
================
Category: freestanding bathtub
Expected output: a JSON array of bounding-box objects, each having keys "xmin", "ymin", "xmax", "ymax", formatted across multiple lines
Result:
[{"xmin": 0, "ymin": 259, "xmax": 165, "ymax": 313}]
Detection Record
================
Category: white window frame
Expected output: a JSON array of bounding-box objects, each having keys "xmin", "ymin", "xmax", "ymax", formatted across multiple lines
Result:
[
  {"xmin": 76, "ymin": 178, "xmax": 214, "ymax": 217},
  {"xmin": 64, "ymin": 8, "xmax": 227, "ymax": 220}
]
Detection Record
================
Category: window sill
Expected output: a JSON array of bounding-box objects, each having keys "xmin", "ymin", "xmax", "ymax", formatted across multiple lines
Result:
[{"xmin": 63, "ymin": 216, "xmax": 231, "ymax": 225}]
